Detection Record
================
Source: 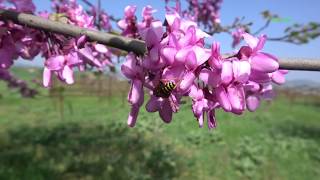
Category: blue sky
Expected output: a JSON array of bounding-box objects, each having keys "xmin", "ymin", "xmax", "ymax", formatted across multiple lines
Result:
[{"xmin": 29, "ymin": 0, "xmax": 320, "ymax": 82}]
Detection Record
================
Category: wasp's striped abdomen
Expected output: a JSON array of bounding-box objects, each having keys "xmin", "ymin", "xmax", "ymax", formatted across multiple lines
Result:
[{"xmin": 154, "ymin": 81, "xmax": 176, "ymax": 98}]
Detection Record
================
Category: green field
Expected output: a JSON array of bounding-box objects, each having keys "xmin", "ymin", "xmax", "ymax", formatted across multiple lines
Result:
[{"xmin": 0, "ymin": 68, "xmax": 319, "ymax": 180}]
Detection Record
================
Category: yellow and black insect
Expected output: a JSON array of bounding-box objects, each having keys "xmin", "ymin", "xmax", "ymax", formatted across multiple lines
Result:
[{"xmin": 154, "ymin": 81, "xmax": 177, "ymax": 98}]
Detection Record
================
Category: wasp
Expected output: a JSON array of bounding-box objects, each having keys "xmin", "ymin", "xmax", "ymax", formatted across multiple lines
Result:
[
  {"xmin": 153, "ymin": 79, "xmax": 182, "ymax": 112},
  {"xmin": 153, "ymin": 79, "xmax": 178, "ymax": 98}
]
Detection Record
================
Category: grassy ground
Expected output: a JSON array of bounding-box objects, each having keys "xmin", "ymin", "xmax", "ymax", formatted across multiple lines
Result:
[{"xmin": 0, "ymin": 68, "xmax": 319, "ymax": 180}]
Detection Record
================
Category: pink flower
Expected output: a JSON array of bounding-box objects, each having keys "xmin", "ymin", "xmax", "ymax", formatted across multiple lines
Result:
[
  {"xmin": 242, "ymin": 33, "xmax": 279, "ymax": 73},
  {"xmin": 7, "ymin": 0, "xmax": 36, "ymax": 12},
  {"xmin": 77, "ymin": 45, "xmax": 102, "ymax": 67},
  {"xmin": 272, "ymin": 70, "xmax": 288, "ymax": 85},
  {"xmin": 141, "ymin": 5, "xmax": 157, "ymax": 26},
  {"xmin": 100, "ymin": 12, "xmax": 111, "ymax": 31},
  {"xmin": 231, "ymin": 28, "xmax": 245, "ymax": 48},
  {"xmin": 227, "ymin": 84, "xmax": 246, "ymax": 113},
  {"xmin": 118, "ymin": 5, "xmax": 139, "ymax": 38},
  {"xmin": 146, "ymin": 95, "xmax": 176, "ymax": 123},
  {"xmin": 121, "ymin": 53, "xmax": 144, "ymax": 127},
  {"xmin": 246, "ymin": 94, "xmax": 260, "ymax": 112},
  {"xmin": 208, "ymin": 41, "xmax": 222, "ymax": 69},
  {"xmin": 0, "ymin": 42, "xmax": 16, "ymax": 69},
  {"xmin": 176, "ymin": 0, "xmax": 223, "ymax": 31},
  {"xmin": 43, "ymin": 55, "xmax": 75, "ymax": 87},
  {"xmin": 189, "ymin": 85, "xmax": 209, "ymax": 127}
]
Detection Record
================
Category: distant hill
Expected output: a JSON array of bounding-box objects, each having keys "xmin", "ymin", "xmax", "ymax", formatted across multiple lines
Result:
[{"xmin": 284, "ymin": 80, "xmax": 320, "ymax": 89}]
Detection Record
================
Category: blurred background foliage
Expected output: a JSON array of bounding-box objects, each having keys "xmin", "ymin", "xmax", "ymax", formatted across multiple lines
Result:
[{"xmin": 0, "ymin": 67, "xmax": 319, "ymax": 180}]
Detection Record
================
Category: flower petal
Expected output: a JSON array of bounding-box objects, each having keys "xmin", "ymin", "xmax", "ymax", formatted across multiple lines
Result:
[
  {"xmin": 159, "ymin": 99, "xmax": 173, "ymax": 123},
  {"xmin": 227, "ymin": 85, "xmax": 245, "ymax": 111},
  {"xmin": 237, "ymin": 46, "xmax": 252, "ymax": 60},
  {"xmin": 94, "ymin": 44, "xmax": 108, "ymax": 53},
  {"xmin": 185, "ymin": 51, "xmax": 197, "ymax": 71},
  {"xmin": 78, "ymin": 46, "xmax": 102, "ymax": 67},
  {"xmin": 209, "ymin": 42, "xmax": 222, "ymax": 69},
  {"xmin": 261, "ymin": 84, "xmax": 275, "ymax": 100},
  {"xmin": 117, "ymin": 19, "xmax": 127, "ymax": 30},
  {"xmin": 149, "ymin": 47, "xmax": 159, "ymax": 62},
  {"xmin": 165, "ymin": 12, "xmax": 180, "ymax": 29},
  {"xmin": 127, "ymin": 105, "xmax": 140, "ymax": 127},
  {"xmin": 199, "ymin": 68, "xmax": 220, "ymax": 87},
  {"xmin": 175, "ymin": 46, "xmax": 192, "ymax": 64},
  {"xmin": 221, "ymin": 61, "xmax": 233, "ymax": 85},
  {"xmin": 233, "ymin": 60, "xmax": 251, "ymax": 83},
  {"xmin": 207, "ymin": 110, "xmax": 217, "ymax": 129},
  {"xmin": 188, "ymin": 84, "xmax": 200, "ymax": 100},
  {"xmin": 249, "ymin": 70, "xmax": 272, "ymax": 83},
  {"xmin": 162, "ymin": 66, "xmax": 185, "ymax": 80},
  {"xmin": 45, "ymin": 55, "xmax": 65, "ymax": 71},
  {"xmin": 178, "ymin": 26, "xmax": 196, "ymax": 47},
  {"xmin": 66, "ymin": 52, "xmax": 82, "ymax": 66},
  {"xmin": 146, "ymin": 96, "xmax": 160, "ymax": 112},
  {"xmin": 42, "ymin": 67, "xmax": 51, "ymax": 87},
  {"xmin": 216, "ymin": 86, "xmax": 232, "ymax": 112},
  {"xmin": 161, "ymin": 47, "xmax": 177, "ymax": 65},
  {"xmin": 254, "ymin": 34, "xmax": 267, "ymax": 52},
  {"xmin": 124, "ymin": 5, "xmax": 136, "ymax": 18},
  {"xmin": 144, "ymin": 25, "xmax": 162, "ymax": 47},
  {"xmin": 121, "ymin": 54, "xmax": 142, "ymax": 79},
  {"xmin": 128, "ymin": 79, "xmax": 143, "ymax": 106},
  {"xmin": 242, "ymin": 33, "xmax": 259, "ymax": 49},
  {"xmin": 198, "ymin": 113, "xmax": 204, "ymax": 128},
  {"xmin": 244, "ymin": 81, "xmax": 260, "ymax": 92},
  {"xmin": 179, "ymin": 72, "xmax": 196, "ymax": 93},
  {"xmin": 193, "ymin": 46, "xmax": 211, "ymax": 66},
  {"xmin": 246, "ymin": 95, "xmax": 260, "ymax": 112},
  {"xmin": 272, "ymin": 70, "xmax": 286, "ymax": 85},
  {"xmin": 250, "ymin": 52, "xmax": 279, "ymax": 73},
  {"xmin": 62, "ymin": 66, "xmax": 74, "ymax": 84}
]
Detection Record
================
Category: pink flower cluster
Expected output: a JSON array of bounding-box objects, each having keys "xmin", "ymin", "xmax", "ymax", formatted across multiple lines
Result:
[
  {"xmin": 0, "ymin": 0, "xmax": 41, "ymax": 69},
  {"xmin": 0, "ymin": 0, "xmax": 35, "ymax": 12},
  {"xmin": 41, "ymin": 0, "xmax": 114, "ymax": 87},
  {"xmin": 0, "ymin": 0, "xmax": 114, "ymax": 88},
  {"xmin": 165, "ymin": 0, "xmax": 223, "ymax": 31},
  {"xmin": 185, "ymin": 0, "xmax": 222, "ymax": 25},
  {"xmin": 1, "ymin": 1, "xmax": 288, "ymax": 128},
  {"xmin": 120, "ymin": 6, "xmax": 287, "ymax": 128}
]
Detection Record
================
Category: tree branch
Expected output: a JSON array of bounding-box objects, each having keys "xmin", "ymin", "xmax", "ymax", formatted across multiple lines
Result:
[
  {"xmin": 0, "ymin": 9, "xmax": 146, "ymax": 55},
  {"xmin": 279, "ymin": 59, "xmax": 320, "ymax": 71},
  {"xmin": 0, "ymin": 10, "xmax": 320, "ymax": 71}
]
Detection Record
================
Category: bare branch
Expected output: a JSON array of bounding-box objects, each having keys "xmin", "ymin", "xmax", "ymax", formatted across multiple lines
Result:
[{"xmin": 279, "ymin": 58, "xmax": 320, "ymax": 71}]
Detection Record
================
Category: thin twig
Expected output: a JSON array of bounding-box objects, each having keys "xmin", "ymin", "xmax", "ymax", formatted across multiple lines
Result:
[
  {"xmin": 253, "ymin": 19, "xmax": 271, "ymax": 35},
  {"xmin": 96, "ymin": 0, "xmax": 101, "ymax": 30},
  {"xmin": 80, "ymin": 0, "xmax": 94, "ymax": 7}
]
